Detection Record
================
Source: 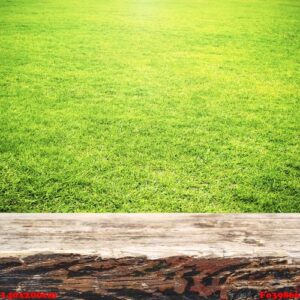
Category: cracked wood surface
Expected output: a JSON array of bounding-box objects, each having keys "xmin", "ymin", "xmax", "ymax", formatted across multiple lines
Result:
[
  {"xmin": 0, "ymin": 214, "xmax": 299, "ymax": 299},
  {"xmin": 0, "ymin": 254, "xmax": 299, "ymax": 299}
]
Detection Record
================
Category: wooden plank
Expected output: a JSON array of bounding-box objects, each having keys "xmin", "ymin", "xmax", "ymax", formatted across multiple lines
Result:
[
  {"xmin": 0, "ymin": 254, "xmax": 299, "ymax": 300},
  {"xmin": 0, "ymin": 214, "xmax": 299, "ymax": 299},
  {"xmin": 0, "ymin": 214, "xmax": 299, "ymax": 258}
]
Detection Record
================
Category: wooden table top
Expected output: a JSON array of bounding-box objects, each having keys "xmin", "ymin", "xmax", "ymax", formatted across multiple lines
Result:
[{"xmin": 0, "ymin": 213, "xmax": 299, "ymax": 259}]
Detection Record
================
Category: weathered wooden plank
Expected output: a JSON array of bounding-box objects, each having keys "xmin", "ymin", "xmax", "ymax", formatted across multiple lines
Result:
[
  {"xmin": 0, "ymin": 254, "xmax": 299, "ymax": 299},
  {"xmin": 0, "ymin": 214, "xmax": 299, "ymax": 299},
  {"xmin": 0, "ymin": 214, "xmax": 299, "ymax": 259}
]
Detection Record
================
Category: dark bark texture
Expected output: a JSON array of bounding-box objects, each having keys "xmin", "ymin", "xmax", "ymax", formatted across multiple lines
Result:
[{"xmin": 0, "ymin": 254, "xmax": 299, "ymax": 300}]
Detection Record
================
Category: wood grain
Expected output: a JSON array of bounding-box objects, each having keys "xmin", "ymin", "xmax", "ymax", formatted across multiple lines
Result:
[
  {"xmin": 0, "ymin": 214, "xmax": 299, "ymax": 299},
  {"xmin": 0, "ymin": 214, "xmax": 299, "ymax": 259},
  {"xmin": 0, "ymin": 254, "xmax": 299, "ymax": 299}
]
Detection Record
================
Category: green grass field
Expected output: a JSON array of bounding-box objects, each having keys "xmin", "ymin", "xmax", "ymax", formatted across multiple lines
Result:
[{"xmin": 0, "ymin": 0, "xmax": 299, "ymax": 212}]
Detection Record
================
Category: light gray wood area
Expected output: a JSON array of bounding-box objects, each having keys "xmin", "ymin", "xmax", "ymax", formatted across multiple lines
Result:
[{"xmin": 0, "ymin": 213, "xmax": 299, "ymax": 259}]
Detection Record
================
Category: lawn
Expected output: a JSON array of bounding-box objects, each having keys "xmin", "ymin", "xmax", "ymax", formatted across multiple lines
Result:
[{"xmin": 0, "ymin": 0, "xmax": 299, "ymax": 212}]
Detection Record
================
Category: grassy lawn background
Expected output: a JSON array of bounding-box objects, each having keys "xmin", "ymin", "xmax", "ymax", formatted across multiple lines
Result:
[{"xmin": 0, "ymin": 0, "xmax": 299, "ymax": 212}]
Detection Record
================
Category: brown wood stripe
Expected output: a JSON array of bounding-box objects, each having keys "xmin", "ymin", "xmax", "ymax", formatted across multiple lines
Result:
[{"xmin": 0, "ymin": 254, "xmax": 299, "ymax": 299}]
